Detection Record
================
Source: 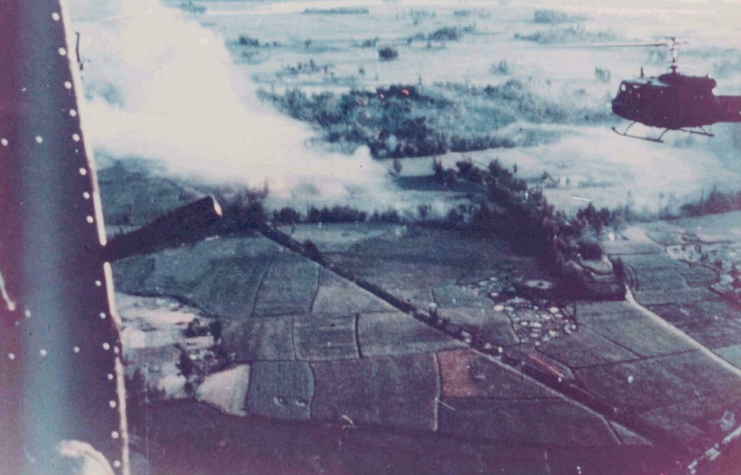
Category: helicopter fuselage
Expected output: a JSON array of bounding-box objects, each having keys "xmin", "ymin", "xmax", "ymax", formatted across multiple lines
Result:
[{"xmin": 612, "ymin": 72, "xmax": 741, "ymax": 130}]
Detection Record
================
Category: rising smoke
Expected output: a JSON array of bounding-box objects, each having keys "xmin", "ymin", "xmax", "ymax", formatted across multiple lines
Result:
[
  {"xmin": 72, "ymin": 0, "xmax": 399, "ymax": 211},
  {"xmin": 70, "ymin": 0, "xmax": 741, "ymax": 219}
]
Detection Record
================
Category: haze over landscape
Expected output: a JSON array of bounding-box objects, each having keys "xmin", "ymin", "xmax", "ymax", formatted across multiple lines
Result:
[
  {"xmin": 70, "ymin": 0, "xmax": 741, "ymax": 217},
  {"xmin": 54, "ymin": 2, "xmax": 741, "ymax": 474}
]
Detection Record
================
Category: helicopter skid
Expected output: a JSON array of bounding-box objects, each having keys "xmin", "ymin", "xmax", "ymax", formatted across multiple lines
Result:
[
  {"xmin": 612, "ymin": 124, "xmax": 714, "ymax": 143},
  {"xmin": 611, "ymin": 125, "xmax": 665, "ymax": 143},
  {"xmin": 678, "ymin": 127, "xmax": 714, "ymax": 137}
]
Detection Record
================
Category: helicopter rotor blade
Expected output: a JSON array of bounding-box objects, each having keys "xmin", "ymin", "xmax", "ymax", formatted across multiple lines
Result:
[
  {"xmin": 548, "ymin": 42, "xmax": 670, "ymax": 49},
  {"xmin": 548, "ymin": 38, "xmax": 689, "ymax": 50}
]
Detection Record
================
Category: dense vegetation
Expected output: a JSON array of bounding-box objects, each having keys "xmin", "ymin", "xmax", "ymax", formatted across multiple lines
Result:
[
  {"xmin": 266, "ymin": 158, "xmax": 621, "ymax": 298},
  {"xmin": 448, "ymin": 159, "xmax": 611, "ymax": 257},
  {"xmin": 680, "ymin": 187, "xmax": 741, "ymax": 217},
  {"xmin": 440, "ymin": 159, "xmax": 620, "ymax": 298},
  {"xmin": 238, "ymin": 35, "xmax": 260, "ymax": 47},
  {"xmin": 261, "ymin": 82, "xmax": 611, "ymax": 159},
  {"xmin": 428, "ymin": 27, "xmax": 461, "ymax": 42},
  {"xmin": 533, "ymin": 9, "xmax": 587, "ymax": 24},
  {"xmin": 272, "ymin": 205, "xmax": 404, "ymax": 225},
  {"xmin": 514, "ymin": 25, "xmax": 616, "ymax": 44}
]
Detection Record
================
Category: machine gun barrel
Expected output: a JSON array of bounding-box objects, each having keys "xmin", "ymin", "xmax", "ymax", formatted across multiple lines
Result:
[{"xmin": 103, "ymin": 196, "xmax": 223, "ymax": 263}]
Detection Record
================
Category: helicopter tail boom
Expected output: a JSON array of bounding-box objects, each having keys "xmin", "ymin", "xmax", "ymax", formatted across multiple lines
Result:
[{"xmin": 718, "ymin": 96, "xmax": 741, "ymax": 123}]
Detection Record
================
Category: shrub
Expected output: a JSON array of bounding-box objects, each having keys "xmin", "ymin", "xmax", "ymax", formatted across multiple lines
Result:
[
  {"xmin": 177, "ymin": 350, "xmax": 195, "ymax": 378},
  {"xmin": 392, "ymin": 158, "xmax": 403, "ymax": 176},
  {"xmin": 305, "ymin": 205, "xmax": 367, "ymax": 224},
  {"xmin": 594, "ymin": 67, "xmax": 611, "ymax": 83},
  {"xmin": 238, "ymin": 35, "xmax": 260, "ymax": 46},
  {"xmin": 209, "ymin": 320, "xmax": 223, "ymax": 342},
  {"xmin": 443, "ymin": 168, "xmax": 458, "ymax": 187},
  {"xmin": 533, "ymin": 9, "xmax": 586, "ymax": 24},
  {"xmin": 487, "ymin": 159, "xmax": 527, "ymax": 195},
  {"xmin": 680, "ymin": 187, "xmax": 741, "ymax": 217},
  {"xmin": 446, "ymin": 207, "xmax": 464, "ymax": 226},
  {"xmin": 514, "ymin": 26, "xmax": 615, "ymax": 45},
  {"xmin": 360, "ymin": 37, "xmax": 379, "ymax": 48},
  {"xmin": 576, "ymin": 202, "xmax": 612, "ymax": 232},
  {"xmin": 577, "ymin": 238, "xmax": 603, "ymax": 260},
  {"xmin": 456, "ymin": 159, "xmax": 484, "ymax": 184},
  {"xmin": 303, "ymin": 239, "xmax": 323, "ymax": 261},
  {"xmin": 221, "ymin": 199, "xmax": 265, "ymax": 231},
  {"xmin": 369, "ymin": 209, "xmax": 401, "ymax": 223},
  {"xmin": 491, "ymin": 60, "xmax": 514, "ymax": 75},
  {"xmin": 432, "ymin": 158, "xmax": 445, "ymax": 182},
  {"xmin": 273, "ymin": 207, "xmax": 301, "ymax": 225},
  {"xmin": 612, "ymin": 257, "xmax": 626, "ymax": 285},
  {"xmin": 428, "ymin": 27, "xmax": 460, "ymax": 42},
  {"xmin": 378, "ymin": 46, "xmax": 399, "ymax": 61},
  {"xmin": 278, "ymin": 60, "xmax": 328, "ymax": 77}
]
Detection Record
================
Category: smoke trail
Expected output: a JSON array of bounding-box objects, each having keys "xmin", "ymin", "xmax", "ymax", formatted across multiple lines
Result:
[{"xmin": 73, "ymin": 0, "xmax": 398, "ymax": 210}]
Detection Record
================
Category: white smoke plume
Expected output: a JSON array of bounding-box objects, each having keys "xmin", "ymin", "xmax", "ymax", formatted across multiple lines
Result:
[{"xmin": 71, "ymin": 0, "xmax": 399, "ymax": 211}]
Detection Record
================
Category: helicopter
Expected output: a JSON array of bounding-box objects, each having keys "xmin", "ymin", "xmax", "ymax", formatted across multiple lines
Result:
[{"xmin": 609, "ymin": 37, "xmax": 741, "ymax": 142}]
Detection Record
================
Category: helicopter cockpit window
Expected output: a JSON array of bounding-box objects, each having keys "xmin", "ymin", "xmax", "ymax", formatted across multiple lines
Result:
[{"xmin": 620, "ymin": 83, "xmax": 627, "ymax": 92}]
